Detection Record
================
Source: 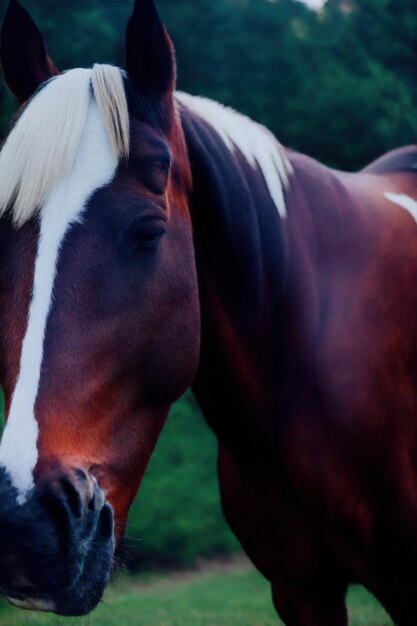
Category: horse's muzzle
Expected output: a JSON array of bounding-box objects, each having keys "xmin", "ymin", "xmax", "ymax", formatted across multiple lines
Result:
[{"xmin": 0, "ymin": 465, "xmax": 114, "ymax": 616}]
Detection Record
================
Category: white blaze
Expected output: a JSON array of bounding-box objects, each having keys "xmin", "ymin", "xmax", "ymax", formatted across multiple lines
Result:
[
  {"xmin": 0, "ymin": 99, "xmax": 117, "ymax": 503},
  {"xmin": 385, "ymin": 192, "xmax": 417, "ymax": 224}
]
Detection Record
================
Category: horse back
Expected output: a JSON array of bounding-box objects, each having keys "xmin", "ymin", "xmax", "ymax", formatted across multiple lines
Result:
[{"xmin": 363, "ymin": 144, "xmax": 417, "ymax": 176}]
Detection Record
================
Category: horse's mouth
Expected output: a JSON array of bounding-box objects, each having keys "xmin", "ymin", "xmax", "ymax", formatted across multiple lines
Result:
[
  {"xmin": 7, "ymin": 596, "xmax": 56, "ymax": 612},
  {"xmin": 0, "ymin": 466, "xmax": 116, "ymax": 617}
]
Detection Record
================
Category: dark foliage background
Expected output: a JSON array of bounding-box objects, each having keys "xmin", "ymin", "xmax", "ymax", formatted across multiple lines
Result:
[
  {"xmin": 1, "ymin": 0, "xmax": 417, "ymax": 168},
  {"xmin": 0, "ymin": 0, "xmax": 417, "ymax": 570}
]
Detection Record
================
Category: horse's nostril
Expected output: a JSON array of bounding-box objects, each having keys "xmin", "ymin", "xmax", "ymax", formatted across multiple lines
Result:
[
  {"xmin": 60, "ymin": 478, "xmax": 82, "ymax": 518},
  {"xmin": 39, "ymin": 469, "xmax": 105, "ymax": 521},
  {"xmin": 73, "ymin": 469, "xmax": 88, "ymax": 482}
]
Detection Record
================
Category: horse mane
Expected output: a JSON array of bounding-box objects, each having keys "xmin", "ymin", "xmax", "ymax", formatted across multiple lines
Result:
[
  {"xmin": 175, "ymin": 92, "xmax": 292, "ymax": 218},
  {"xmin": 0, "ymin": 64, "xmax": 130, "ymax": 227}
]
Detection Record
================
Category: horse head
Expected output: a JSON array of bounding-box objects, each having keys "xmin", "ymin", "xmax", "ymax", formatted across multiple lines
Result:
[{"xmin": 0, "ymin": 0, "xmax": 200, "ymax": 614}]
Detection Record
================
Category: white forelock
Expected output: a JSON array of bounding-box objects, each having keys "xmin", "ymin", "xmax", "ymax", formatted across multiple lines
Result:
[{"xmin": 0, "ymin": 64, "xmax": 128, "ymax": 227}]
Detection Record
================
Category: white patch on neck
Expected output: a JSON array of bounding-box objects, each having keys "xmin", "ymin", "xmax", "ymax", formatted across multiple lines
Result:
[
  {"xmin": 385, "ymin": 192, "xmax": 417, "ymax": 223},
  {"xmin": 0, "ymin": 99, "xmax": 117, "ymax": 504},
  {"xmin": 175, "ymin": 92, "xmax": 292, "ymax": 219}
]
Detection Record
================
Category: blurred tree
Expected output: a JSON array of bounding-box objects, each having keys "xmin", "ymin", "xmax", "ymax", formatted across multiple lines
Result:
[
  {"xmin": 1, "ymin": 0, "xmax": 417, "ymax": 170},
  {"xmin": 293, "ymin": 0, "xmax": 417, "ymax": 168}
]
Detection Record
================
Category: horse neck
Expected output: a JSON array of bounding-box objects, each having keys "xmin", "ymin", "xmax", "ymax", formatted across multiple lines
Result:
[
  {"xmin": 179, "ymin": 98, "xmax": 360, "ymax": 453},
  {"xmin": 179, "ymin": 100, "xmax": 293, "ymax": 447}
]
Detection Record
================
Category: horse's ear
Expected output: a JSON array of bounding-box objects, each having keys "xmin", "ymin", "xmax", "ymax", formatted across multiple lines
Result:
[
  {"xmin": 125, "ymin": 0, "xmax": 176, "ymax": 98},
  {"xmin": 1, "ymin": 0, "xmax": 59, "ymax": 104}
]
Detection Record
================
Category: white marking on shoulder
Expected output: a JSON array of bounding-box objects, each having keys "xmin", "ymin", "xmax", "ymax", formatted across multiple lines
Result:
[
  {"xmin": 176, "ymin": 92, "xmax": 292, "ymax": 219},
  {"xmin": 385, "ymin": 192, "xmax": 417, "ymax": 223},
  {"xmin": 0, "ymin": 99, "xmax": 117, "ymax": 503}
]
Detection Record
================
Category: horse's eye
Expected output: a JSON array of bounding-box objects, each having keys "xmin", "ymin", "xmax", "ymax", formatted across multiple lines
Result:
[
  {"xmin": 121, "ymin": 220, "xmax": 166, "ymax": 257},
  {"xmin": 123, "ymin": 221, "xmax": 165, "ymax": 257},
  {"xmin": 133, "ymin": 226, "xmax": 165, "ymax": 250}
]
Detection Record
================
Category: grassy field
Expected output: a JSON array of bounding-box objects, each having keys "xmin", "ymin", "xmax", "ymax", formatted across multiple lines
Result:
[{"xmin": 0, "ymin": 559, "xmax": 393, "ymax": 626}]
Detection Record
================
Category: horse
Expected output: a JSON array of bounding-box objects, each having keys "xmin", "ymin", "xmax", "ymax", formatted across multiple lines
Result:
[{"xmin": 1, "ymin": 0, "xmax": 417, "ymax": 623}]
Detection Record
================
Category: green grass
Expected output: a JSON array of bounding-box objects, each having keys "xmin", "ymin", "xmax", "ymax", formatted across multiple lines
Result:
[{"xmin": 0, "ymin": 560, "xmax": 393, "ymax": 626}]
